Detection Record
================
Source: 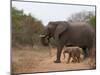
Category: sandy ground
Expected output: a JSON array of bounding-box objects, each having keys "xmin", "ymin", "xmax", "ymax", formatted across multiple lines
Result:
[{"xmin": 12, "ymin": 47, "xmax": 92, "ymax": 74}]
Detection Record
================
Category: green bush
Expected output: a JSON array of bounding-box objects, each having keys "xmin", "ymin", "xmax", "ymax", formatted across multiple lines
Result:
[
  {"xmin": 88, "ymin": 16, "xmax": 96, "ymax": 29},
  {"xmin": 12, "ymin": 7, "xmax": 45, "ymax": 47}
]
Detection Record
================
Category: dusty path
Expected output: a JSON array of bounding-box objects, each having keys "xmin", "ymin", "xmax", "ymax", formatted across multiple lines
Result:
[
  {"xmin": 12, "ymin": 48, "xmax": 91, "ymax": 74},
  {"xmin": 32, "ymin": 48, "xmax": 90, "ymax": 72}
]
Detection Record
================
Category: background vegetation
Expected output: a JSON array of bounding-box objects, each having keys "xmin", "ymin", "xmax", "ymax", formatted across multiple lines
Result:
[
  {"xmin": 12, "ymin": 7, "xmax": 96, "ymax": 48},
  {"xmin": 12, "ymin": 7, "xmax": 45, "ymax": 47},
  {"xmin": 68, "ymin": 11, "xmax": 96, "ymax": 29}
]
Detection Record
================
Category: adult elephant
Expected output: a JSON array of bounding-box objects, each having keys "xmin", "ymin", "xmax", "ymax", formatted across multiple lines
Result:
[{"xmin": 40, "ymin": 21, "xmax": 95, "ymax": 64}]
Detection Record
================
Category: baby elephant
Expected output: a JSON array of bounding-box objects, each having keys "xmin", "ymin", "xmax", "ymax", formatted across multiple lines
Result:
[{"xmin": 63, "ymin": 47, "xmax": 83, "ymax": 63}]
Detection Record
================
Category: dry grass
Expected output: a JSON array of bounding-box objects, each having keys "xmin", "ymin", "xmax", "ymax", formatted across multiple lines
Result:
[
  {"xmin": 11, "ymin": 47, "xmax": 50, "ymax": 73},
  {"xmin": 11, "ymin": 47, "xmax": 94, "ymax": 74}
]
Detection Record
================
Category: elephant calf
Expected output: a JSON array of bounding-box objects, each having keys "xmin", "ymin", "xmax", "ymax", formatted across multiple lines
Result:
[{"xmin": 63, "ymin": 47, "xmax": 83, "ymax": 63}]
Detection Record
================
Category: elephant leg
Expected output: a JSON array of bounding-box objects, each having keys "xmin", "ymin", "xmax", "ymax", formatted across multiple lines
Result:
[
  {"xmin": 83, "ymin": 48, "xmax": 89, "ymax": 59},
  {"xmin": 72, "ymin": 57, "xmax": 75, "ymax": 63},
  {"xmin": 67, "ymin": 54, "xmax": 71, "ymax": 64},
  {"xmin": 88, "ymin": 47, "xmax": 96, "ymax": 68},
  {"xmin": 77, "ymin": 57, "xmax": 80, "ymax": 63},
  {"xmin": 54, "ymin": 44, "xmax": 64, "ymax": 63}
]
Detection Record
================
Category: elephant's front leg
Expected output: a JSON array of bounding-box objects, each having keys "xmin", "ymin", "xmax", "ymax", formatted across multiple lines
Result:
[{"xmin": 54, "ymin": 45, "xmax": 63, "ymax": 63}]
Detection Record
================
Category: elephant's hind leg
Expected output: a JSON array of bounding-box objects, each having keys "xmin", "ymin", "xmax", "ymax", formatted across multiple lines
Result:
[{"xmin": 67, "ymin": 54, "xmax": 71, "ymax": 64}]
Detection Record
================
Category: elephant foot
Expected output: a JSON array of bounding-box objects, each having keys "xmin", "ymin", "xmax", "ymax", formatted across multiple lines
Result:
[
  {"xmin": 89, "ymin": 63, "xmax": 96, "ymax": 69},
  {"xmin": 87, "ymin": 58, "xmax": 96, "ymax": 69},
  {"xmin": 54, "ymin": 60, "xmax": 61, "ymax": 63}
]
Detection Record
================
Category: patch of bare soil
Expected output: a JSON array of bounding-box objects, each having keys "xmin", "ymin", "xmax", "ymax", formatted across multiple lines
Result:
[{"xmin": 12, "ymin": 48, "xmax": 92, "ymax": 74}]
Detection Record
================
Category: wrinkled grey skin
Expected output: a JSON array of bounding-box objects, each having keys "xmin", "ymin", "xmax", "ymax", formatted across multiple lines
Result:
[
  {"xmin": 63, "ymin": 47, "xmax": 82, "ymax": 63},
  {"xmin": 40, "ymin": 21, "xmax": 95, "ymax": 63}
]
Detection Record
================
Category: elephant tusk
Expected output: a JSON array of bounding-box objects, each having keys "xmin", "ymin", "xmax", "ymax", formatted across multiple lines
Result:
[{"xmin": 39, "ymin": 34, "xmax": 46, "ymax": 37}]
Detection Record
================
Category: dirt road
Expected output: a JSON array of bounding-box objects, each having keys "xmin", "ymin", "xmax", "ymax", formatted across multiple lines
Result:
[{"xmin": 12, "ymin": 48, "xmax": 92, "ymax": 74}]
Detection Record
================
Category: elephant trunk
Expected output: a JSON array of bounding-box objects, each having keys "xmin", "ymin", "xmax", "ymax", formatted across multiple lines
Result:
[{"xmin": 40, "ymin": 34, "xmax": 49, "ymax": 46}]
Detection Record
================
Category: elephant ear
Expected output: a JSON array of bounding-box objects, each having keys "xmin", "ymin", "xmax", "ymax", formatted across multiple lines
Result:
[{"xmin": 54, "ymin": 21, "xmax": 69, "ymax": 40}]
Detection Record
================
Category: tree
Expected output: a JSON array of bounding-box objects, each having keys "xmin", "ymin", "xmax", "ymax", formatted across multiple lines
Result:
[
  {"xmin": 67, "ymin": 11, "xmax": 96, "ymax": 29},
  {"xmin": 12, "ymin": 7, "xmax": 44, "ymax": 47},
  {"xmin": 88, "ymin": 16, "xmax": 96, "ymax": 29},
  {"xmin": 68, "ymin": 11, "xmax": 95, "ymax": 23}
]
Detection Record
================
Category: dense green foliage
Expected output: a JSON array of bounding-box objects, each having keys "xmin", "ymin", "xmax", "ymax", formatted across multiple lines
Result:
[
  {"xmin": 88, "ymin": 16, "xmax": 96, "ymax": 29},
  {"xmin": 12, "ymin": 7, "xmax": 44, "ymax": 47}
]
